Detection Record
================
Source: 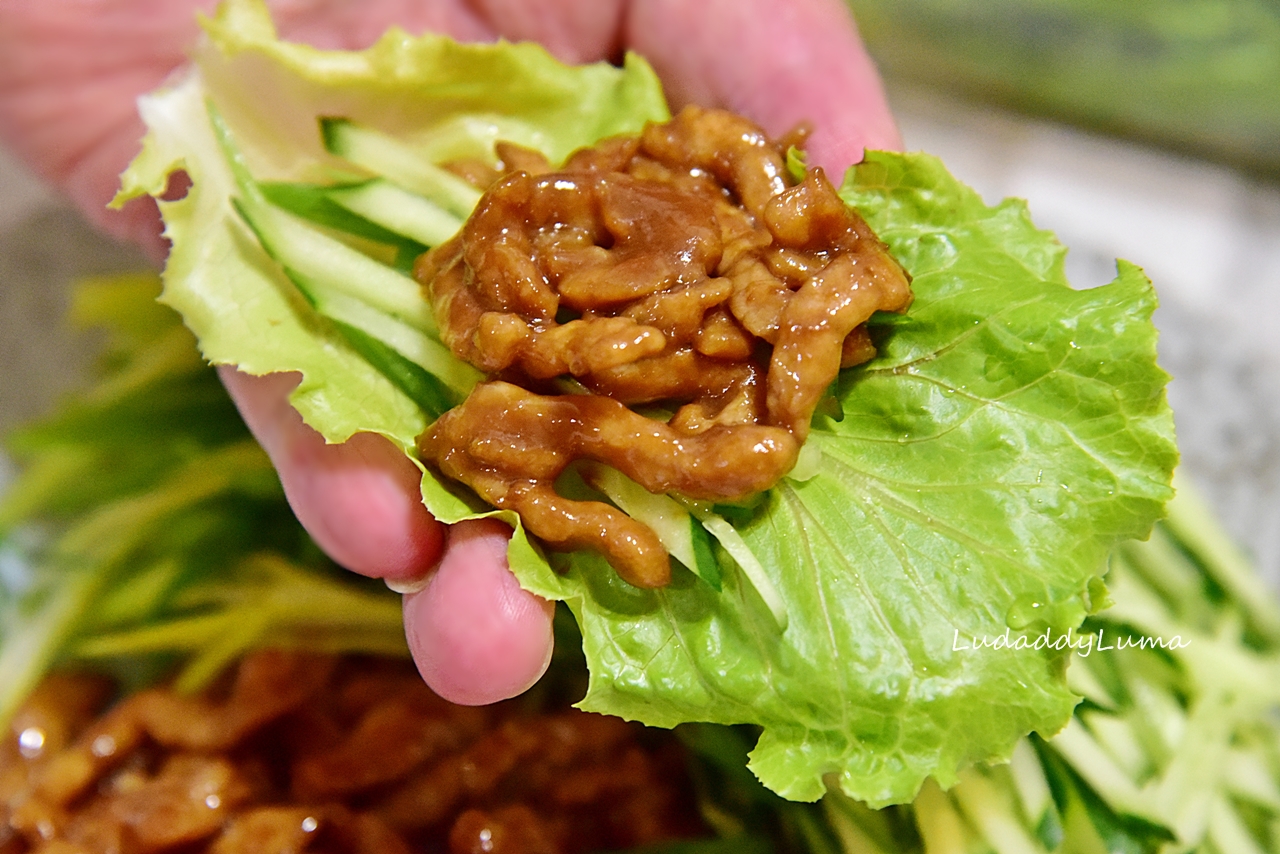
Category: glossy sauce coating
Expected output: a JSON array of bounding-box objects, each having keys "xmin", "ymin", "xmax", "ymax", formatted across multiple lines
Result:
[
  {"xmin": 0, "ymin": 652, "xmax": 705, "ymax": 854},
  {"xmin": 417, "ymin": 106, "xmax": 912, "ymax": 588}
]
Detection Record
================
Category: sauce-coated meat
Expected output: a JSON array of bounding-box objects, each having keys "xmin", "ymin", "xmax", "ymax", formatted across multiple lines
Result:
[
  {"xmin": 0, "ymin": 652, "xmax": 705, "ymax": 854},
  {"xmin": 416, "ymin": 106, "xmax": 912, "ymax": 587}
]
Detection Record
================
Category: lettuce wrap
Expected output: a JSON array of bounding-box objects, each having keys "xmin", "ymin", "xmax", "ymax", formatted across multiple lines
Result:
[{"xmin": 110, "ymin": 0, "xmax": 1177, "ymax": 806}]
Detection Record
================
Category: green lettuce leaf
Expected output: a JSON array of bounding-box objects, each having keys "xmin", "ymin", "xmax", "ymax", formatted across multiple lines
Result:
[
  {"xmin": 502, "ymin": 156, "xmax": 1175, "ymax": 804},
  {"xmin": 115, "ymin": 0, "xmax": 1176, "ymax": 806}
]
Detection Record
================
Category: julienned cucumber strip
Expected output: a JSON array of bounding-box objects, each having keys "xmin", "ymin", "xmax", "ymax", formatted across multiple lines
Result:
[
  {"xmin": 256, "ymin": 180, "xmax": 428, "ymax": 257},
  {"xmin": 686, "ymin": 503, "xmax": 788, "ymax": 631},
  {"xmin": 581, "ymin": 464, "xmax": 722, "ymax": 591},
  {"xmin": 327, "ymin": 320, "xmax": 456, "ymax": 418},
  {"xmin": 573, "ymin": 465, "xmax": 788, "ymax": 628},
  {"xmin": 320, "ymin": 118, "xmax": 483, "ymax": 218},
  {"xmin": 328, "ymin": 179, "xmax": 466, "ymax": 249},
  {"xmin": 1162, "ymin": 476, "xmax": 1280, "ymax": 644},
  {"xmin": 229, "ymin": 194, "xmax": 476, "ymax": 409},
  {"xmin": 234, "ymin": 197, "xmax": 434, "ymax": 334},
  {"xmin": 1008, "ymin": 739, "xmax": 1056, "ymax": 835},
  {"xmin": 208, "ymin": 105, "xmax": 435, "ymax": 335},
  {"xmin": 948, "ymin": 770, "xmax": 1046, "ymax": 854},
  {"xmin": 271, "ymin": 277, "xmax": 478, "ymax": 400},
  {"xmin": 1034, "ymin": 736, "xmax": 1178, "ymax": 852},
  {"xmin": 213, "ymin": 101, "xmax": 482, "ymax": 415},
  {"xmin": 689, "ymin": 516, "xmax": 719, "ymax": 591},
  {"xmin": 910, "ymin": 783, "xmax": 967, "ymax": 851}
]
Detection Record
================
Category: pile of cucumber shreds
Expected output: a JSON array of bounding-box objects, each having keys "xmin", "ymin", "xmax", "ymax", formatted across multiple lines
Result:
[{"xmin": 2, "ymin": 274, "xmax": 1278, "ymax": 854}]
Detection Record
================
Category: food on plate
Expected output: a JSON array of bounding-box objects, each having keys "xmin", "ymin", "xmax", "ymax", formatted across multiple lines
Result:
[
  {"xmin": 104, "ymin": 0, "xmax": 1179, "ymax": 807},
  {"xmin": 0, "ymin": 651, "xmax": 704, "ymax": 854},
  {"xmin": 0, "ymin": 275, "xmax": 1277, "ymax": 852}
]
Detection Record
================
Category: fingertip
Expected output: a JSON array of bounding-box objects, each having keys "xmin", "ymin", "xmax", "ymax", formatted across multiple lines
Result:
[
  {"xmin": 286, "ymin": 429, "xmax": 447, "ymax": 581},
  {"xmin": 217, "ymin": 367, "xmax": 445, "ymax": 582},
  {"xmin": 403, "ymin": 519, "xmax": 555, "ymax": 706}
]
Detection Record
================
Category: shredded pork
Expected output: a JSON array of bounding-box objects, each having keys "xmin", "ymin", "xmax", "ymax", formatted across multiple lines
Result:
[
  {"xmin": 0, "ymin": 651, "xmax": 705, "ymax": 854},
  {"xmin": 417, "ymin": 106, "xmax": 912, "ymax": 587}
]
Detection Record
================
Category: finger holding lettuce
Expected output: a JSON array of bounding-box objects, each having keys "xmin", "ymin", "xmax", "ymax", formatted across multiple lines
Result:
[{"xmin": 0, "ymin": 0, "xmax": 899, "ymax": 707}]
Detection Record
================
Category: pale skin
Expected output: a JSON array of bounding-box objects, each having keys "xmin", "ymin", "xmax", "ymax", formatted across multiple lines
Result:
[{"xmin": 0, "ymin": 0, "xmax": 899, "ymax": 705}]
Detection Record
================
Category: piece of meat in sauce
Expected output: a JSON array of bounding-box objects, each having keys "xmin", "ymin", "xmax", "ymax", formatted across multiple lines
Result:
[
  {"xmin": 417, "ymin": 106, "xmax": 912, "ymax": 589},
  {"xmin": 0, "ymin": 650, "xmax": 706, "ymax": 854}
]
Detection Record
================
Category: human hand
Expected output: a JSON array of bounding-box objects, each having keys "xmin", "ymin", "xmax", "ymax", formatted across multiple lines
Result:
[{"xmin": 0, "ymin": 0, "xmax": 899, "ymax": 705}]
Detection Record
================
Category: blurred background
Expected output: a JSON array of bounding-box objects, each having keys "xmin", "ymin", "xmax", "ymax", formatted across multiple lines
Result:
[{"xmin": 2, "ymin": 0, "xmax": 1279, "ymax": 580}]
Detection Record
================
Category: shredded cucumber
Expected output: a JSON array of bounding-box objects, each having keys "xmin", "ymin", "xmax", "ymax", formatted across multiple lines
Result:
[
  {"xmin": 320, "ymin": 118, "xmax": 483, "ymax": 217},
  {"xmin": 328, "ymin": 178, "xmax": 466, "ymax": 248},
  {"xmin": 686, "ymin": 502, "xmax": 788, "ymax": 631},
  {"xmin": 581, "ymin": 463, "xmax": 722, "ymax": 591}
]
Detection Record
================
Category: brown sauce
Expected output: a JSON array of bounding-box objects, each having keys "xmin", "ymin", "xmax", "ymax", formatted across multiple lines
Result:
[
  {"xmin": 0, "ymin": 651, "xmax": 705, "ymax": 854},
  {"xmin": 416, "ymin": 106, "xmax": 912, "ymax": 588}
]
